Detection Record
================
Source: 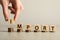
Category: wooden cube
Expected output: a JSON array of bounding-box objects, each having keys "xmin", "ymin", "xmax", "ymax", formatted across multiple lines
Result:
[
  {"xmin": 10, "ymin": 19, "xmax": 12, "ymax": 24},
  {"xmin": 8, "ymin": 28, "xmax": 14, "ymax": 32},
  {"xmin": 41, "ymin": 25, "xmax": 48, "ymax": 32},
  {"xmin": 49, "ymin": 25, "xmax": 56, "ymax": 32},
  {"xmin": 34, "ymin": 25, "xmax": 40, "ymax": 32},
  {"xmin": 25, "ymin": 25, "xmax": 31, "ymax": 32},
  {"xmin": 17, "ymin": 24, "xmax": 22, "ymax": 28}
]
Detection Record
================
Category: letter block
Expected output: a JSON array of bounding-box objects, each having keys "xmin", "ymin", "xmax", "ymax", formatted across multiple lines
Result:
[
  {"xmin": 49, "ymin": 25, "xmax": 56, "ymax": 32},
  {"xmin": 17, "ymin": 24, "xmax": 23, "ymax": 32},
  {"xmin": 41, "ymin": 25, "xmax": 48, "ymax": 32},
  {"xmin": 8, "ymin": 27, "xmax": 14, "ymax": 32},
  {"xmin": 34, "ymin": 25, "xmax": 40, "ymax": 32},
  {"xmin": 25, "ymin": 25, "xmax": 31, "ymax": 32}
]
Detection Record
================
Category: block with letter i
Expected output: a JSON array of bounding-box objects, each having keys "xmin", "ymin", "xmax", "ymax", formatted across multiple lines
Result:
[
  {"xmin": 8, "ymin": 19, "xmax": 14, "ymax": 32},
  {"xmin": 17, "ymin": 24, "xmax": 23, "ymax": 32}
]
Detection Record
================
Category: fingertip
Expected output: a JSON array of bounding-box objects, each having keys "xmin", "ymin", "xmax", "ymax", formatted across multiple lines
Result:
[
  {"xmin": 5, "ymin": 19, "xmax": 8, "ymax": 22},
  {"xmin": 5, "ymin": 18, "xmax": 9, "ymax": 21}
]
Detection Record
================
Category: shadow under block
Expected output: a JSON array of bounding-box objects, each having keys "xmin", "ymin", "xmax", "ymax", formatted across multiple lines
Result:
[
  {"xmin": 34, "ymin": 30, "xmax": 40, "ymax": 32},
  {"xmin": 17, "ymin": 24, "xmax": 23, "ymax": 32},
  {"xmin": 25, "ymin": 30, "xmax": 31, "ymax": 32},
  {"xmin": 8, "ymin": 28, "xmax": 14, "ymax": 32},
  {"xmin": 17, "ymin": 29, "xmax": 23, "ymax": 32},
  {"xmin": 41, "ymin": 30, "xmax": 47, "ymax": 32}
]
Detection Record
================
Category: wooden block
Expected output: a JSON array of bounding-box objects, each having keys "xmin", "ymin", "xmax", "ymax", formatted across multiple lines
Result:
[
  {"xmin": 41, "ymin": 26, "xmax": 47, "ymax": 32},
  {"xmin": 49, "ymin": 25, "xmax": 56, "ymax": 32},
  {"xmin": 34, "ymin": 25, "xmax": 40, "ymax": 32},
  {"xmin": 26, "ymin": 25, "xmax": 31, "ymax": 29},
  {"xmin": 17, "ymin": 24, "xmax": 22, "ymax": 28},
  {"xmin": 41, "ymin": 25, "xmax": 48, "ymax": 32},
  {"xmin": 8, "ymin": 28, "xmax": 14, "ymax": 32},
  {"xmin": 35, "ymin": 25, "xmax": 39, "ymax": 30},
  {"xmin": 17, "ymin": 24, "xmax": 23, "ymax": 32},
  {"xmin": 25, "ymin": 25, "xmax": 31, "ymax": 32},
  {"xmin": 10, "ymin": 19, "xmax": 12, "ymax": 24},
  {"xmin": 26, "ymin": 25, "xmax": 30, "ymax": 28}
]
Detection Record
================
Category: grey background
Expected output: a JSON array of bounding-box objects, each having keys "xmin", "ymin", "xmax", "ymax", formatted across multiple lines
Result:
[{"xmin": 0, "ymin": 0, "xmax": 60, "ymax": 26}]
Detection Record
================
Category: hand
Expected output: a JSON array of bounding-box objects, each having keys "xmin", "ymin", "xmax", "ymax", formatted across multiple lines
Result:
[{"xmin": 0, "ymin": 0, "xmax": 24, "ymax": 21}]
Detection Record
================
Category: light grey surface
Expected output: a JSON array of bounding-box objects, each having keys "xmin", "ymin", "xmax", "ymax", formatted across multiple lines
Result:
[
  {"xmin": 0, "ymin": 32, "xmax": 59, "ymax": 40},
  {"xmin": 0, "ymin": 26, "xmax": 59, "ymax": 40}
]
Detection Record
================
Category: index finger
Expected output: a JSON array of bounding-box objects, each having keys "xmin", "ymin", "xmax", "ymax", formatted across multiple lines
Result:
[{"xmin": 11, "ymin": 0, "xmax": 21, "ymax": 21}]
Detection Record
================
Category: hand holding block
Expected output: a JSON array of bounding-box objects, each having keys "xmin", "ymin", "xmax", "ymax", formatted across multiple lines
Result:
[{"xmin": 7, "ymin": 19, "xmax": 15, "ymax": 24}]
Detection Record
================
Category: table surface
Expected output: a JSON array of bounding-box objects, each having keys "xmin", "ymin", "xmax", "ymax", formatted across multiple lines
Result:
[{"xmin": 0, "ymin": 25, "xmax": 59, "ymax": 40}]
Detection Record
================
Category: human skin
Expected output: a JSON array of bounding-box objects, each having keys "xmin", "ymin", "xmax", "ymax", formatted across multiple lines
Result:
[{"xmin": 0, "ymin": 0, "xmax": 24, "ymax": 21}]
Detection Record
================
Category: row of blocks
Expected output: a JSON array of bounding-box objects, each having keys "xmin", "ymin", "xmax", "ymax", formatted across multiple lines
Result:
[{"xmin": 8, "ymin": 24, "xmax": 56, "ymax": 32}]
